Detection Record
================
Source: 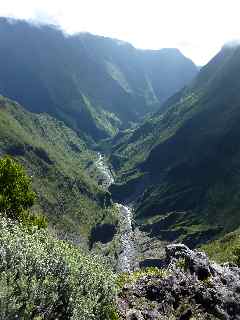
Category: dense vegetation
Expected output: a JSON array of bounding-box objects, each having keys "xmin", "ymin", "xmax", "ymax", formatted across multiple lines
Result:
[
  {"xmin": 0, "ymin": 95, "xmax": 116, "ymax": 242},
  {"xmin": 0, "ymin": 156, "xmax": 35, "ymax": 218},
  {"xmin": 0, "ymin": 155, "xmax": 48, "ymax": 229},
  {"xmin": 0, "ymin": 153, "xmax": 117, "ymax": 320},
  {"xmin": 110, "ymin": 44, "xmax": 240, "ymax": 248},
  {"xmin": 0, "ymin": 217, "xmax": 117, "ymax": 320},
  {"xmin": 0, "ymin": 17, "xmax": 197, "ymax": 141},
  {"xmin": 1, "ymin": 17, "xmax": 240, "ymax": 318}
]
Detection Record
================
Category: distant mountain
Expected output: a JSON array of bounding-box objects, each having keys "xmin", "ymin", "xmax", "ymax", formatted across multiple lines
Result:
[
  {"xmin": 139, "ymin": 48, "xmax": 197, "ymax": 103},
  {"xmin": 0, "ymin": 17, "xmax": 198, "ymax": 141},
  {"xmin": 110, "ymin": 44, "xmax": 240, "ymax": 247}
]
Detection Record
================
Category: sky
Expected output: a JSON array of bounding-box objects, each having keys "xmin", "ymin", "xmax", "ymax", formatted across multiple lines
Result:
[{"xmin": 0, "ymin": 0, "xmax": 240, "ymax": 65}]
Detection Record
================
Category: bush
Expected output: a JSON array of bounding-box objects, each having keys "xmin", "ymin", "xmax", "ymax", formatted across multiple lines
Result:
[
  {"xmin": 117, "ymin": 267, "xmax": 169, "ymax": 288},
  {"xmin": 233, "ymin": 246, "xmax": 240, "ymax": 266},
  {"xmin": 0, "ymin": 217, "xmax": 117, "ymax": 319},
  {"xmin": 19, "ymin": 210, "xmax": 48, "ymax": 230},
  {"xmin": 0, "ymin": 156, "xmax": 36, "ymax": 218}
]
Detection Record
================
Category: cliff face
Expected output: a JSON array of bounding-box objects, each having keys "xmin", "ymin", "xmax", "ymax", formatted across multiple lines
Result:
[{"xmin": 117, "ymin": 244, "xmax": 240, "ymax": 319}]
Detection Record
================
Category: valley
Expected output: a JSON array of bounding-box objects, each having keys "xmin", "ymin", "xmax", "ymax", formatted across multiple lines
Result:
[
  {"xmin": 1, "ymin": 19, "xmax": 239, "ymax": 259},
  {"xmin": 95, "ymin": 152, "xmax": 169, "ymax": 271},
  {"xmin": 0, "ymin": 15, "xmax": 240, "ymax": 320},
  {"xmin": 109, "ymin": 44, "xmax": 240, "ymax": 253}
]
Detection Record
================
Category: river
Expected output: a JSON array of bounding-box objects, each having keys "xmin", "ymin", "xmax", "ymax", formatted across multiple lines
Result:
[{"xmin": 96, "ymin": 153, "xmax": 136, "ymax": 272}]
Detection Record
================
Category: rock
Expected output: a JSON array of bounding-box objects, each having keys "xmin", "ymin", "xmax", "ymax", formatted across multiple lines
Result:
[
  {"xmin": 142, "ymin": 309, "xmax": 161, "ymax": 319},
  {"xmin": 187, "ymin": 251, "xmax": 212, "ymax": 280},
  {"xmin": 165, "ymin": 243, "xmax": 191, "ymax": 261},
  {"xmin": 178, "ymin": 309, "xmax": 192, "ymax": 320},
  {"xmin": 166, "ymin": 243, "xmax": 212, "ymax": 280},
  {"xmin": 117, "ymin": 243, "xmax": 240, "ymax": 319},
  {"xmin": 126, "ymin": 309, "xmax": 144, "ymax": 320}
]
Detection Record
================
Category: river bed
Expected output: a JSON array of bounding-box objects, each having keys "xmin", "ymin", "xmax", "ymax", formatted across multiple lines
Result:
[{"xmin": 96, "ymin": 153, "xmax": 136, "ymax": 272}]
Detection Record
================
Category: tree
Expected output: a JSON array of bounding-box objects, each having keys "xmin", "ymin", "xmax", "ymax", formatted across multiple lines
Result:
[{"xmin": 0, "ymin": 156, "xmax": 36, "ymax": 218}]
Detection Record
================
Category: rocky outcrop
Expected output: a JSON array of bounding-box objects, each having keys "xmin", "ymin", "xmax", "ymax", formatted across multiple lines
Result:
[{"xmin": 117, "ymin": 244, "xmax": 240, "ymax": 319}]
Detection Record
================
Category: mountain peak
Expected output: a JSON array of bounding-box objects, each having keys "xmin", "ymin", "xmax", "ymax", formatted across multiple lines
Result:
[{"xmin": 223, "ymin": 39, "xmax": 240, "ymax": 49}]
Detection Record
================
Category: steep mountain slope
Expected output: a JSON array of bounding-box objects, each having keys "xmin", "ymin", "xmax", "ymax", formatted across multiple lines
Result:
[
  {"xmin": 0, "ymin": 95, "xmax": 115, "ymax": 242},
  {"xmin": 110, "ymin": 44, "xmax": 240, "ymax": 247},
  {"xmin": 0, "ymin": 17, "xmax": 197, "ymax": 141},
  {"xmin": 139, "ymin": 48, "xmax": 198, "ymax": 103}
]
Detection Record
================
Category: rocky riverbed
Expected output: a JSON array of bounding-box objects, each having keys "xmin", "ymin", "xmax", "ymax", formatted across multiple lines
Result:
[
  {"xmin": 116, "ymin": 204, "xmax": 137, "ymax": 272},
  {"xmin": 95, "ymin": 153, "xmax": 169, "ymax": 271},
  {"xmin": 95, "ymin": 153, "xmax": 137, "ymax": 272}
]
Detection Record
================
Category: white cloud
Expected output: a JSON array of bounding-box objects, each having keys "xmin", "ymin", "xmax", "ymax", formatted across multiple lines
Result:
[{"xmin": 0, "ymin": 0, "xmax": 240, "ymax": 65}]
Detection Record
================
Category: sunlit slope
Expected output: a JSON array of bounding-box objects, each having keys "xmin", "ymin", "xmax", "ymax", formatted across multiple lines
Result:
[{"xmin": 0, "ymin": 95, "xmax": 113, "ymax": 239}]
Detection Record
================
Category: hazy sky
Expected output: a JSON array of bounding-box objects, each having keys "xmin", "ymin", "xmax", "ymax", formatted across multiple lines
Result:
[{"xmin": 0, "ymin": 0, "xmax": 239, "ymax": 65}]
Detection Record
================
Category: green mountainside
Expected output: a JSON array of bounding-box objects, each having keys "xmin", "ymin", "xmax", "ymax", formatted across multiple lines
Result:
[
  {"xmin": 0, "ymin": 18, "xmax": 238, "ymax": 260},
  {"xmin": 110, "ymin": 45, "xmax": 240, "ymax": 247},
  {"xmin": 0, "ymin": 17, "xmax": 197, "ymax": 141},
  {"xmin": 0, "ymin": 95, "xmax": 116, "ymax": 242},
  {"xmin": 2, "ymin": 17, "xmax": 240, "ymax": 318}
]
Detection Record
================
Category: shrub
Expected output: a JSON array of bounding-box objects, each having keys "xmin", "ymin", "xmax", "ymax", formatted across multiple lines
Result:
[
  {"xmin": 19, "ymin": 210, "xmax": 48, "ymax": 230},
  {"xmin": 0, "ymin": 156, "xmax": 36, "ymax": 218},
  {"xmin": 117, "ymin": 267, "xmax": 169, "ymax": 288},
  {"xmin": 0, "ymin": 217, "xmax": 117, "ymax": 319},
  {"xmin": 233, "ymin": 246, "xmax": 240, "ymax": 266}
]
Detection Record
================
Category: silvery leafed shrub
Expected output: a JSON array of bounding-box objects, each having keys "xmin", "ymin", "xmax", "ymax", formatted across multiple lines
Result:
[{"xmin": 0, "ymin": 216, "xmax": 117, "ymax": 319}]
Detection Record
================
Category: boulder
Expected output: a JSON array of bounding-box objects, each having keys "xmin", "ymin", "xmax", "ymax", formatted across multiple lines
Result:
[{"xmin": 118, "ymin": 243, "xmax": 240, "ymax": 319}]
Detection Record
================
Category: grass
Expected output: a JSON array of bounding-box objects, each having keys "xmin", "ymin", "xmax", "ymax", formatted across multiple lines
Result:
[
  {"xmin": 117, "ymin": 267, "xmax": 169, "ymax": 288},
  {"xmin": 201, "ymin": 229, "xmax": 240, "ymax": 264}
]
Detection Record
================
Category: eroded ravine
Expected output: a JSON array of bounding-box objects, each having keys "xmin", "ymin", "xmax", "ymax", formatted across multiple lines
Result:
[{"xmin": 96, "ymin": 153, "xmax": 136, "ymax": 272}]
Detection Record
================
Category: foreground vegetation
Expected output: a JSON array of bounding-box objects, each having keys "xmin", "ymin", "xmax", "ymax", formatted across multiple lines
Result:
[
  {"xmin": 0, "ymin": 155, "xmax": 118, "ymax": 319},
  {"xmin": 0, "ymin": 217, "xmax": 117, "ymax": 320}
]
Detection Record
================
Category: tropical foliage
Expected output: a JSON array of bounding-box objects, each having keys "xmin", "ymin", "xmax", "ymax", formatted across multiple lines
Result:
[{"xmin": 0, "ymin": 156, "xmax": 35, "ymax": 218}]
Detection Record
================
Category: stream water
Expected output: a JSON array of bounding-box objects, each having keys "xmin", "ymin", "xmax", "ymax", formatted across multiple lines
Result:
[
  {"xmin": 96, "ymin": 153, "xmax": 114, "ymax": 188},
  {"xmin": 116, "ymin": 204, "xmax": 135, "ymax": 272},
  {"xmin": 96, "ymin": 153, "xmax": 135, "ymax": 272}
]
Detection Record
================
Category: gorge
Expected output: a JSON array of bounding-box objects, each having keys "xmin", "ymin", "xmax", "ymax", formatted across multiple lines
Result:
[{"xmin": 1, "ymin": 16, "xmax": 240, "ymax": 320}]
